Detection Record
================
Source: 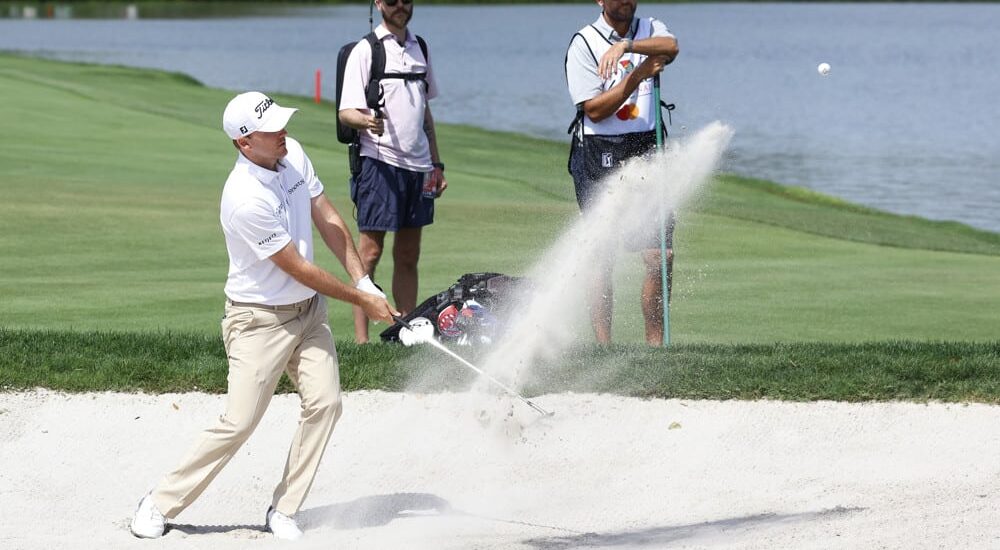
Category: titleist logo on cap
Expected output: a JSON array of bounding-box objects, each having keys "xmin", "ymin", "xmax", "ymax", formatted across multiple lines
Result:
[
  {"xmin": 223, "ymin": 92, "xmax": 297, "ymax": 139},
  {"xmin": 255, "ymin": 98, "xmax": 275, "ymax": 119}
]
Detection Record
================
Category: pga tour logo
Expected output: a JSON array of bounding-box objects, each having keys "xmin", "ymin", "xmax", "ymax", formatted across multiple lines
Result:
[{"xmin": 601, "ymin": 152, "xmax": 613, "ymax": 168}]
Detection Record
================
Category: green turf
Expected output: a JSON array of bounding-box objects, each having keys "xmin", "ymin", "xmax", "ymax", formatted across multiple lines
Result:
[
  {"xmin": 3, "ymin": 328, "xmax": 998, "ymax": 403},
  {"xmin": 2, "ymin": 52, "xmax": 999, "ymax": 348}
]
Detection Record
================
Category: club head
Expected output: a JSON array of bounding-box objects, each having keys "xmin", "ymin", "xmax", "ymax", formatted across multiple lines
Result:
[{"xmin": 397, "ymin": 316, "xmax": 435, "ymax": 347}]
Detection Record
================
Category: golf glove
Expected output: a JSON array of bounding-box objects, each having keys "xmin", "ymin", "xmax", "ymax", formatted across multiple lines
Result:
[{"xmin": 355, "ymin": 275, "xmax": 386, "ymax": 299}]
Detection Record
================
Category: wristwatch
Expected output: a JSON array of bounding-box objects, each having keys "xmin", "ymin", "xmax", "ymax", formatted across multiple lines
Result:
[{"xmin": 432, "ymin": 162, "xmax": 445, "ymax": 171}]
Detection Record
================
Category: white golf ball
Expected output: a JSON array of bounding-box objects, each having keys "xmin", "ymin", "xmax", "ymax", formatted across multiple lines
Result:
[{"xmin": 817, "ymin": 62, "xmax": 831, "ymax": 76}]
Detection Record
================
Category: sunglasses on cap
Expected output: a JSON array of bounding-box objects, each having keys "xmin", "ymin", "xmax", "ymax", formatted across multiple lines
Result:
[{"xmin": 383, "ymin": 0, "xmax": 412, "ymax": 6}]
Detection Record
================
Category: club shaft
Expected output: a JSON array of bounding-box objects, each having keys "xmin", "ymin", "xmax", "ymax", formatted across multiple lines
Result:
[
  {"xmin": 425, "ymin": 339, "xmax": 552, "ymax": 416},
  {"xmin": 394, "ymin": 315, "xmax": 552, "ymax": 416}
]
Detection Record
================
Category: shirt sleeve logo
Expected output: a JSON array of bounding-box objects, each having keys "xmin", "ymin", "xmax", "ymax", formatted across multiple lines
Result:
[{"xmin": 257, "ymin": 232, "xmax": 279, "ymax": 246}]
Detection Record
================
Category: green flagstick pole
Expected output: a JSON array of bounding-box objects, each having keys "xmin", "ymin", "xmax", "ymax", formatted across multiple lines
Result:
[{"xmin": 654, "ymin": 74, "xmax": 669, "ymax": 347}]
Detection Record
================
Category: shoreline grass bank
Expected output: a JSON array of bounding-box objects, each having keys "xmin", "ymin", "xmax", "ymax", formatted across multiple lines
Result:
[{"xmin": 3, "ymin": 328, "xmax": 999, "ymax": 403}]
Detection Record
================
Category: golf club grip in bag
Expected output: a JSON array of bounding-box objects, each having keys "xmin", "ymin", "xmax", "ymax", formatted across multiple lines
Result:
[{"xmin": 380, "ymin": 272, "xmax": 524, "ymax": 344}]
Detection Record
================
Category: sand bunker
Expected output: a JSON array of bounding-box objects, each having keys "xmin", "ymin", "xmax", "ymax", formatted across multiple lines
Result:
[{"xmin": 1, "ymin": 390, "xmax": 998, "ymax": 549}]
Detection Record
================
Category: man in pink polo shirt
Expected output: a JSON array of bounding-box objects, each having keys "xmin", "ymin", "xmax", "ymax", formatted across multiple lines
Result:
[{"xmin": 339, "ymin": 0, "xmax": 447, "ymax": 343}]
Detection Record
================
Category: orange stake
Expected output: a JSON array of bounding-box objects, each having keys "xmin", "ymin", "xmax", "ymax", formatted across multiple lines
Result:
[{"xmin": 314, "ymin": 70, "xmax": 322, "ymax": 104}]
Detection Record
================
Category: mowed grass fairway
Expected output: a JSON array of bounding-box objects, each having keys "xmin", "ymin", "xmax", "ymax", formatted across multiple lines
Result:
[{"xmin": 1, "ymin": 54, "xmax": 999, "ymax": 400}]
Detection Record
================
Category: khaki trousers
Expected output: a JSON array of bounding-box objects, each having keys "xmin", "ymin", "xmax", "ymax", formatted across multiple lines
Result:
[{"xmin": 151, "ymin": 294, "xmax": 342, "ymax": 518}]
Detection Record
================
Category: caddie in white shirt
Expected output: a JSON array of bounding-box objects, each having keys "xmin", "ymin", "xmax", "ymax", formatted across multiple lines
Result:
[
  {"xmin": 565, "ymin": 0, "xmax": 679, "ymax": 346},
  {"xmin": 130, "ymin": 92, "xmax": 396, "ymax": 541}
]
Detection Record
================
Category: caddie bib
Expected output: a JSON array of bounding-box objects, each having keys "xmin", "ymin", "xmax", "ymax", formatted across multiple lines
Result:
[{"xmin": 579, "ymin": 18, "xmax": 657, "ymax": 136}]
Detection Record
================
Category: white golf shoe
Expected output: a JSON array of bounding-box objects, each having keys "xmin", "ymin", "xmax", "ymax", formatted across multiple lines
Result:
[
  {"xmin": 266, "ymin": 506, "xmax": 303, "ymax": 541},
  {"xmin": 130, "ymin": 493, "xmax": 166, "ymax": 539}
]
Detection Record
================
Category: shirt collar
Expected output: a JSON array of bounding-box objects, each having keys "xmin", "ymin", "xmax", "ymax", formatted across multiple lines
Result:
[
  {"xmin": 591, "ymin": 14, "xmax": 638, "ymax": 41},
  {"xmin": 236, "ymin": 152, "xmax": 284, "ymax": 185},
  {"xmin": 375, "ymin": 23, "xmax": 415, "ymax": 45}
]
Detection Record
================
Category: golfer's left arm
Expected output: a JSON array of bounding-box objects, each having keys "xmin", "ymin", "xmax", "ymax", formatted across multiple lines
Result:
[
  {"xmin": 311, "ymin": 194, "xmax": 366, "ymax": 283},
  {"xmin": 423, "ymin": 104, "xmax": 447, "ymax": 196}
]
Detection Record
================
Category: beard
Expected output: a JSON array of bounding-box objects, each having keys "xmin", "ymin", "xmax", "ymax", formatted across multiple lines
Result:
[
  {"xmin": 604, "ymin": 3, "xmax": 636, "ymax": 25},
  {"xmin": 381, "ymin": 6, "xmax": 413, "ymax": 29}
]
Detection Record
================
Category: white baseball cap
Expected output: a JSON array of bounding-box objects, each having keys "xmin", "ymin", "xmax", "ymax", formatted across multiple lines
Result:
[{"xmin": 222, "ymin": 92, "xmax": 298, "ymax": 139}]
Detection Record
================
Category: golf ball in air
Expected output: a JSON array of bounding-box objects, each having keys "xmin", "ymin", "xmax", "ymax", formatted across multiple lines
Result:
[{"xmin": 817, "ymin": 62, "xmax": 831, "ymax": 76}]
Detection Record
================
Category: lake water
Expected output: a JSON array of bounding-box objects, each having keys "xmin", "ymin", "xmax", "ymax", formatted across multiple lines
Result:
[{"xmin": 2, "ymin": 3, "xmax": 998, "ymax": 232}]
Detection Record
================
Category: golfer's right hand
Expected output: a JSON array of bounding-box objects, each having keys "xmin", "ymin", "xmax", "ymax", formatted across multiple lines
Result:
[
  {"xmin": 360, "ymin": 294, "xmax": 397, "ymax": 324},
  {"xmin": 366, "ymin": 114, "xmax": 384, "ymax": 136}
]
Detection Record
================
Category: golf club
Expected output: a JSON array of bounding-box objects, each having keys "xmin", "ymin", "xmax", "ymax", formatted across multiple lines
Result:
[{"xmin": 393, "ymin": 316, "xmax": 554, "ymax": 417}]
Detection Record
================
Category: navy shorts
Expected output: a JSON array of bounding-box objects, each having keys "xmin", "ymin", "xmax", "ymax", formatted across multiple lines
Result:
[
  {"xmin": 351, "ymin": 156, "xmax": 434, "ymax": 232},
  {"xmin": 568, "ymin": 131, "xmax": 675, "ymax": 251}
]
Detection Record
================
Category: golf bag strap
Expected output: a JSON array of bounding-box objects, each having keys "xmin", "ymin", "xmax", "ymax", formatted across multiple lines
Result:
[
  {"xmin": 661, "ymin": 101, "xmax": 675, "ymax": 127},
  {"xmin": 365, "ymin": 32, "xmax": 429, "ymax": 111},
  {"xmin": 416, "ymin": 35, "xmax": 429, "ymax": 63},
  {"xmin": 567, "ymin": 107, "xmax": 585, "ymax": 146}
]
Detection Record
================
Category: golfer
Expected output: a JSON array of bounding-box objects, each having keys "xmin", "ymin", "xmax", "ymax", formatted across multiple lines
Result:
[
  {"xmin": 565, "ymin": 0, "xmax": 679, "ymax": 345},
  {"xmin": 130, "ymin": 92, "xmax": 396, "ymax": 541},
  {"xmin": 338, "ymin": 0, "xmax": 446, "ymax": 344}
]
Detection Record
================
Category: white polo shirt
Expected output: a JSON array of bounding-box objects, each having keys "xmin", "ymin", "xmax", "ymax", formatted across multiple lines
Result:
[
  {"xmin": 338, "ymin": 24, "xmax": 439, "ymax": 172},
  {"xmin": 566, "ymin": 15, "xmax": 674, "ymax": 136},
  {"xmin": 220, "ymin": 137, "xmax": 323, "ymax": 305}
]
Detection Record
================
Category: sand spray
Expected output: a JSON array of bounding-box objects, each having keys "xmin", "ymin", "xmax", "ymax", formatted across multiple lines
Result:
[
  {"xmin": 399, "ymin": 122, "xmax": 733, "ymax": 429},
  {"xmin": 475, "ymin": 122, "xmax": 735, "ymax": 403}
]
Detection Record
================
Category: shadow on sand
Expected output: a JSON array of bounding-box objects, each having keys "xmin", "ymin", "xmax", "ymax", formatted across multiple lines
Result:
[
  {"xmin": 523, "ymin": 506, "xmax": 866, "ymax": 549},
  {"xmin": 298, "ymin": 492, "xmax": 454, "ymax": 530},
  {"xmin": 167, "ymin": 522, "xmax": 267, "ymax": 536},
  {"xmin": 163, "ymin": 493, "xmax": 453, "ymax": 536}
]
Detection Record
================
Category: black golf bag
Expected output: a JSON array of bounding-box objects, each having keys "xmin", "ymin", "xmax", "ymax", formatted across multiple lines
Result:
[{"xmin": 379, "ymin": 272, "xmax": 525, "ymax": 346}]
